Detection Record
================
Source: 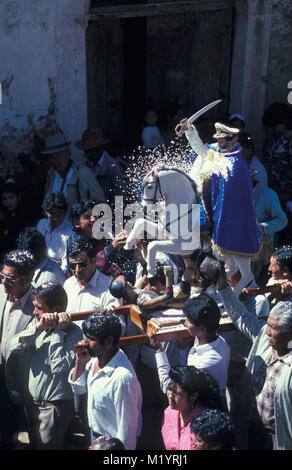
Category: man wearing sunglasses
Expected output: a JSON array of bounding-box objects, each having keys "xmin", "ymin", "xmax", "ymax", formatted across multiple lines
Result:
[
  {"xmin": 0, "ymin": 249, "xmax": 36, "ymax": 449},
  {"xmin": 63, "ymin": 236, "xmax": 122, "ymax": 330},
  {"xmin": 63, "ymin": 235, "xmax": 123, "ymax": 440}
]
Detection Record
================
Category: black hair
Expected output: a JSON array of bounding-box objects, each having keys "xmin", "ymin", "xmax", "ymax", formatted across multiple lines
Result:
[
  {"xmin": 190, "ymin": 409, "xmax": 235, "ymax": 450},
  {"xmin": 16, "ymin": 227, "xmax": 46, "ymax": 259},
  {"xmin": 90, "ymin": 435, "xmax": 125, "ymax": 451},
  {"xmin": 69, "ymin": 199, "xmax": 99, "ymax": 222},
  {"xmin": 0, "ymin": 181, "xmax": 21, "ymax": 197},
  {"xmin": 168, "ymin": 365, "xmax": 224, "ymax": 411},
  {"xmin": 183, "ymin": 294, "xmax": 221, "ymax": 333},
  {"xmin": 32, "ymin": 282, "xmax": 68, "ymax": 311},
  {"xmin": 82, "ymin": 310, "xmax": 122, "ymax": 346},
  {"xmin": 229, "ymin": 117, "xmax": 245, "ymax": 129},
  {"xmin": 262, "ymin": 102, "xmax": 292, "ymax": 129},
  {"xmin": 238, "ymin": 132, "xmax": 255, "ymax": 152},
  {"xmin": 272, "ymin": 246, "xmax": 292, "ymax": 275},
  {"xmin": 42, "ymin": 191, "xmax": 68, "ymax": 213},
  {"xmin": 3, "ymin": 250, "xmax": 37, "ymax": 276},
  {"xmin": 67, "ymin": 235, "xmax": 97, "ymax": 259}
]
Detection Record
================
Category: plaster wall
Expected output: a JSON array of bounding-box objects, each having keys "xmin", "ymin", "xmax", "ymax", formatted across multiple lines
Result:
[{"xmin": 0, "ymin": 0, "xmax": 88, "ymax": 170}]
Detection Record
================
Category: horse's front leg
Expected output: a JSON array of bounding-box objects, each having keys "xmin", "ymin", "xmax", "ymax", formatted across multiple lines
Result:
[
  {"xmin": 232, "ymin": 256, "xmax": 254, "ymax": 298},
  {"xmin": 124, "ymin": 219, "xmax": 158, "ymax": 250},
  {"xmin": 147, "ymin": 240, "xmax": 194, "ymax": 302}
]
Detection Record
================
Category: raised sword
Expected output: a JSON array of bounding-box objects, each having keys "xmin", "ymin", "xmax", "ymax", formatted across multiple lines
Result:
[{"xmin": 175, "ymin": 99, "xmax": 222, "ymax": 136}]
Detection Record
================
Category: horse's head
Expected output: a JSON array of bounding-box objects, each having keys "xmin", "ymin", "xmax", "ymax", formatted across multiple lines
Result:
[{"xmin": 141, "ymin": 166, "xmax": 166, "ymax": 206}]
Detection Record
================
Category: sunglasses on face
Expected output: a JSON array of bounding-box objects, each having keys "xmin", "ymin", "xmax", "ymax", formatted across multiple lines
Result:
[
  {"xmin": 69, "ymin": 260, "xmax": 89, "ymax": 270},
  {"xmin": 0, "ymin": 273, "xmax": 22, "ymax": 285}
]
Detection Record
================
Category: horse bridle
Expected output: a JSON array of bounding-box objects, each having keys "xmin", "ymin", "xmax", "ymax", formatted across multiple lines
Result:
[
  {"xmin": 141, "ymin": 167, "xmax": 199, "ymax": 230},
  {"xmin": 141, "ymin": 174, "xmax": 163, "ymax": 205}
]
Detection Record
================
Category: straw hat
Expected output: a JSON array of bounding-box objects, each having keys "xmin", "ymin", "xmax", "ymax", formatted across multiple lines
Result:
[
  {"xmin": 42, "ymin": 133, "xmax": 71, "ymax": 155},
  {"xmin": 75, "ymin": 128, "xmax": 109, "ymax": 150}
]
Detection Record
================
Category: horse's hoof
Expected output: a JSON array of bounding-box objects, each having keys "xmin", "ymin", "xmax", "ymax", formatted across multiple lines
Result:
[
  {"xmin": 123, "ymin": 242, "xmax": 133, "ymax": 251},
  {"xmin": 179, "ymin": 280, "xmax": 191, "ymax": 295}
]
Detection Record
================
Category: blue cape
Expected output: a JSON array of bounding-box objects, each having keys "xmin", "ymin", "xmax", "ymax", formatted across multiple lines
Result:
[{"xmin": 199, "ymin": 143, "xmax": 262, "ymax": 256}]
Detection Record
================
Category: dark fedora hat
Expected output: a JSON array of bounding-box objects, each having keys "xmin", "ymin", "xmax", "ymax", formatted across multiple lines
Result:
[{"xmin": 75, "ymin": 128, "xmax": 109, "ymax": 150}]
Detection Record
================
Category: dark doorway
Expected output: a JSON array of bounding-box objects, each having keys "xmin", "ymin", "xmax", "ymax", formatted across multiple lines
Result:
[
  {"xmin": 86, "ymin": 7, "xmax": 233, "ymax": 156},
  {"xmin": 123, "ymin": 17, "xmax": 147, "ymax": 151}
]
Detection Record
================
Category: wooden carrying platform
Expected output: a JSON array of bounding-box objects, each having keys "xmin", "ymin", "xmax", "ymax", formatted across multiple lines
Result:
[
  {"xmin": 70, "ymin": 304, "xmax": 235, "ymax": 348},
  {"xmin": 119, "ymin": 305, "xmax": 235, "ymax": 347}
]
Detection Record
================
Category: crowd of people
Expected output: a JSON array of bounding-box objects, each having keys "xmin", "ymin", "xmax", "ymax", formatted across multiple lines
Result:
[{"xmin": 0, "ymin": 100, "xmax": 292, "ymax": 452}]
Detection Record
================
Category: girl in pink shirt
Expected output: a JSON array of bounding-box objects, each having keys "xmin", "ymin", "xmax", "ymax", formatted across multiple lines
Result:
[{"xmin": 161, "ymin": 365, "xmax": 224, "ymax": 450}]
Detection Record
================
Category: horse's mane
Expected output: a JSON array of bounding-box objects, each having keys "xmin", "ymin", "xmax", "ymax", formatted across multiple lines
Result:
[{"xmin": 143, "ymin": 165, "xmax": 199, "ymax": 200}]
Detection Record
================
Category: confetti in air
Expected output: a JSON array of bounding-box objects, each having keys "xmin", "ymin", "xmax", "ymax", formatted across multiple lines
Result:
[{"xmin": 123, "ymin": 137, "xmax": 194, "ymax": 203}]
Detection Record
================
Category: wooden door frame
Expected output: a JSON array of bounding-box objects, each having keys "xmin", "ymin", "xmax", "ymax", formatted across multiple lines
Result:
[{"xmin": 88, "ymin": 0, "xmax": 234, "ymax": 19}]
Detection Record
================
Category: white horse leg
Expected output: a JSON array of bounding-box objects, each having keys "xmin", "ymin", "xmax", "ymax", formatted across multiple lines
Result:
[
  {"xmin": 146, "ymin": 239, "xmax": 194, "ymax": 279},
  {"xmin": 124, "ymin": 219, "xmax": 158, "ymax": 250},
  {"xmin": 214, "ymin": 252, "xmax": 254, "ymax": 297},
  {"xmin": 213, "ymin": 252, "xmax": 238, "ymax": 279},
  {"xmin": 232, "ymin": 256, "xmax": 254, "ymax": 297},
  {"xmin": 224, "ymin": 257, "xmax": 239, "ymax": 279}
]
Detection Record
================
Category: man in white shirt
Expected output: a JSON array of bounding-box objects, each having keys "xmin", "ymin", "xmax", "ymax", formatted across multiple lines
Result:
[
  {"xmin": 63, "ymin": 235, "xmax": 123, "ymax": 439},
  {"xmin": 63, "ymin": 235, "xmax": 123, "ymax": 330},
  {"xmin": 37, "ymin": 192, "xmax": 74, "ymax": 274},
  {"xmin": 149, "ymin": 293, "xmax": 230, "ymax": 402},
  {"xmin": 69, "ymin": 310, "xmax": 142, "ymax": 450}
]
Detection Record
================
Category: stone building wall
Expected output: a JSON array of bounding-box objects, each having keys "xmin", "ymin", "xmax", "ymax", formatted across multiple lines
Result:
[
  {"xmin": 266, "ymin": 0, "xmax": 292, "ymax": 106},
  {"xmin": 0, "ymin": 0, "xmax": 88, "ymax": 175},
  {"xmin": 229, "ymin": 0, "xmax": 292, "ymax": 155},
  {"xmin": 0, "ymin": 0, "xmax": 291, "ymax": 170}
]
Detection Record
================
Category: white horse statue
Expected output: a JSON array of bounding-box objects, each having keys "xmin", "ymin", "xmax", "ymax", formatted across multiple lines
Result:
[
  {"xmin": 123, "ymin": 165, "xmax": 201, "ymax": 292},
  {"xmin": 124, "ymin": 162, "xmax": 260, "ymax": 298}
]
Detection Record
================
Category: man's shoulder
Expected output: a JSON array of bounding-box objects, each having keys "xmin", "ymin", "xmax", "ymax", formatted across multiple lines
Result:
[
  {"xmin": 112, "ymin": 364, "xmax": 136, "ymax": 380},
  {"xmin": 41, "ymin": 257, "xmax": 65, "ymax": 275},
  {"xmin": 213, "ymin": 334, "xmax": 230, "ymax": 355},
  {"xmin": 96, "ymin": 270, "xmax": 112, "ymax": 289},
  {"xmin": 72, "ymin": 162, "xmax": 96, "ymax": 178},
  {"xmin": 0, "ymin": 285, "xmax": 7, "ymax": 309},
  {"xmin": 65, "ymin": 322, "xmax": 83, "ymax": 341},
  {"xmin": 37, "ymin": 218, "xmax": 48, "ymax": 231},
  {"xmin": 189, "ymin": 335, "xmax": 230, "ymax": 361},
  {"xmin": 23, "ymin": 290, "xmax": 35, "ymax": 310},
  {"xmin": 63, "ymin": 275, "xmax": 75, "ymax": 290},
  {"xmin": 111, "ymin": 350, "xmax": 137, "ymax": 380}
]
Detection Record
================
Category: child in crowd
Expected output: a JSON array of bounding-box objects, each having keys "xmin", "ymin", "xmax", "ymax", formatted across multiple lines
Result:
[
  {"xmin": 191, "ymin": 409, "xmax": 235, "ymax": 450},
  {"xmin": 141, "ymin": 106, "xmax": 166, "ymax": 149}
]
